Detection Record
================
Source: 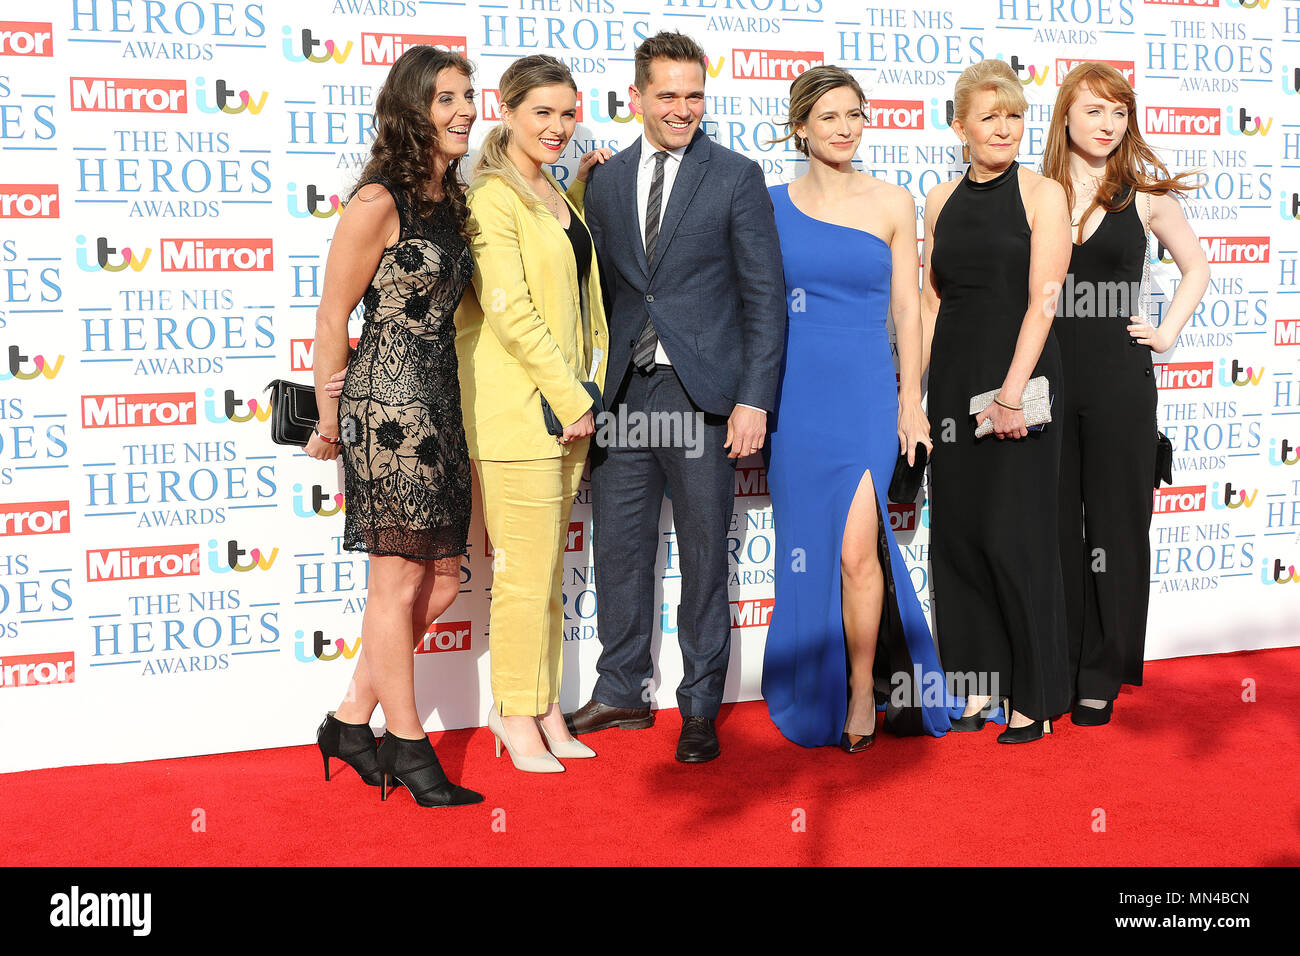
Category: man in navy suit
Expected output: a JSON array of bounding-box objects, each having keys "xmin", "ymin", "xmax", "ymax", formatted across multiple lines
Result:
[{"xmin": 566, "ymin": 31, "xmax": 785, "ymax": 762}]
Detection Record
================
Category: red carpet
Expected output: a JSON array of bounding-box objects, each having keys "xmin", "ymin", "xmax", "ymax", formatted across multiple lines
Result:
[{"xmin": 3, "ymin": 648, "xmax": 1298, "ymax": 866}]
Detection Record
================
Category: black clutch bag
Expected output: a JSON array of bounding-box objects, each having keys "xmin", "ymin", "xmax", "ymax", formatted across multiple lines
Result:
[
  {"xmin": 888, "ymin": 443, "xmax": 929, "ymax": 504},
  {"xmin": 541, "ymin": 381, "xmax": 603, "ymax": 437},
  {"xmin": 264, "ymin": 379, "xmax": 319, "ymax": 447},
  {"xmin": 1154, "ymin": 431, "xmax": 1173, "ymax": 488}
]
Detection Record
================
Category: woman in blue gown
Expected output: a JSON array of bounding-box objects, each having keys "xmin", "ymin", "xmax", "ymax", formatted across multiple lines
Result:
[{"xmin": 763, "ymin": 66, "xmax": 954, "ymax": 749}]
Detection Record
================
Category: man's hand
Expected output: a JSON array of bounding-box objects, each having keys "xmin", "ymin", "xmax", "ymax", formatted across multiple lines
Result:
[{"xmin": 724, "ymin": 405, "xmax": 767, "ymax": 459}]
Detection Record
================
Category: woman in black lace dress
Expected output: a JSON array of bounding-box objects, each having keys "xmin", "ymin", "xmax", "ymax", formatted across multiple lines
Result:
[{"xmin": 307, "ymin": 47, "xmax": 481, "ymax": 807}]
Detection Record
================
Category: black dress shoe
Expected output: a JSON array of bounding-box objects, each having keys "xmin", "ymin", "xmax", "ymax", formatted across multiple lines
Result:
[
  {"xmin": 949, "ymin": 697, "xmax": 997, "ymax": 733},
  {"xmin": 996, "ymin": 719, "xmax": 1052, "ymax": 744},
  {"xmin": 1070, "ymin": 699, "xmax": 1113, "ymax": 726},
  {"xmin": 839, "ymin": 731, "xmax": 875, "ymax": 753},
  {"xmin": 565, "ymin": 699, "xmax": 654, "ymax": 735},
  {"xmin": 675, "ymin": 716, "xmax": 720, "ymax": 763},
  {"xmin": 949, "ymin": 712, "xmax": 987, "ymax": 733}
]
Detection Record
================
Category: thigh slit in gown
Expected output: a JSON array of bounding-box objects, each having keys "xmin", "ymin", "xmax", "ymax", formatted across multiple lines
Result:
[{"xmin": 762, "ymin": 184, "xmax": 954, "ymax": 747}]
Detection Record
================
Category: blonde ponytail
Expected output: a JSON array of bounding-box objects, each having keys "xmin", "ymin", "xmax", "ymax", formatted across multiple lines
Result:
[{"xmin": 473, "ymin": 117, "xmax": 544, "ymax": 209}]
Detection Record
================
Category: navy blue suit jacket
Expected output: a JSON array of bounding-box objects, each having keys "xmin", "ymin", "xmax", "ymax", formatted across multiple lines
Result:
[{"xmin": 580, "ymin": 128, "xmax": 785, "ymax": 416}]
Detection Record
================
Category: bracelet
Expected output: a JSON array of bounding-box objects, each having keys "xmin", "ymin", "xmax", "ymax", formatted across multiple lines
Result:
[
  {"xmin": 993, "ymin": 395, "xmax": 1023, "ymax": 411},
  {"xmin": 313, "ymin": 427, "xmax": 341, "ymax": 445}
]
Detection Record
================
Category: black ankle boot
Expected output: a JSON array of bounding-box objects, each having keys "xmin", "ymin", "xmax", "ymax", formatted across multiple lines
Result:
[
  {"xmin": 377, "ymin": 732, "xmax": 483, "ymax": 808},
  {"xmin": 317, "ymin": 712, "xmax": 384, "ymax": 786}
]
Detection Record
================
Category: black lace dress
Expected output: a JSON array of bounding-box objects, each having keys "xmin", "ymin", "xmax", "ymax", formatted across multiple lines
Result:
[{"xmin": 338, "ymin": 180, "xmax": 473, "ymax": 560}]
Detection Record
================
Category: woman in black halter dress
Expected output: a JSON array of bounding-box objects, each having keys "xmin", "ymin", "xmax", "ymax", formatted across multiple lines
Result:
[
  {"xmin": 1043, "ymin": 63, "xmax": 1209, "ymax": 726},
  {"xmin": 921, "ymin": 60, "xmax": 1073, "ymax": 742}
]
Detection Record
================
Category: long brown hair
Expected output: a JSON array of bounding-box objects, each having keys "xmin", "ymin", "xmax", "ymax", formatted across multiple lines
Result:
[
  {"xmin": 353, "ymin": 45, "xmax": 475, "ymax": 239},
  {"xmin": 1043, "ymin": 62, "xmax": 1198, "ymax": 242}
]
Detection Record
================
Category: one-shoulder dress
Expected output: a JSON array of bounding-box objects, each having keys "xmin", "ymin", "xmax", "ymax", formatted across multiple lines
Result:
[
  {"xmin": 761, "ymin": 183, "xmax": 954, "ymax": 747},
  {"xmin": 337, "ymin": 180, "xmax": 474, "ymax": 560}
]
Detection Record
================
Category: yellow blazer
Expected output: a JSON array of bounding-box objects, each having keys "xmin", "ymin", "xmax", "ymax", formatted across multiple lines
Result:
[{"xmin": 455, "ymin": 172, "xmax": 608, "ymax": 461}]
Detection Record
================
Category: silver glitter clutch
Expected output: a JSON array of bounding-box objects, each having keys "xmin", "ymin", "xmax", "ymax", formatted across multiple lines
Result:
[{"xmin": 970, "ymin": 376, "xmax": 1051, "ymax": 438}]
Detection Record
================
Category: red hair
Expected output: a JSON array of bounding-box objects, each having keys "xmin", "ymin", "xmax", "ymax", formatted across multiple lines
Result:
[{"xmin": 1043, "ymin": 62, "xmax": 1199, "ymax": 242}]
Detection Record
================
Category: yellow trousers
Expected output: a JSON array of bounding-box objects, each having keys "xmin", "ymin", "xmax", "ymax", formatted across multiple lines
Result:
[{"xmin": 475, "ymin": 442, "xmax": 588, "ymax": 716}]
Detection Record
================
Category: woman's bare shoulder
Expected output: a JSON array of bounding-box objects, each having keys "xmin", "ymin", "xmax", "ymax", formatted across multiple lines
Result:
[{"xmin": 923, "ymin": 176, "xmax": 960, "ymax": 221}]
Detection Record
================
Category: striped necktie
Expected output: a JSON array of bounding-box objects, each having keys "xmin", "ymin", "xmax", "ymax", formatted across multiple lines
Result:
[{"xmin": 633, "ymin": 150, "xmax": 669, "ymax": 371}]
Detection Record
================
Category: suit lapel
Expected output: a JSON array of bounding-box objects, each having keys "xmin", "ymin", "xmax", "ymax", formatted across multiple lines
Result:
[
  {"xmin": 617, "ymin": 138, "xmax": 649, "ymax": 278},
  {"xmin": 648, "ymin": 129, "xmax": 710, "ymax": 283}
]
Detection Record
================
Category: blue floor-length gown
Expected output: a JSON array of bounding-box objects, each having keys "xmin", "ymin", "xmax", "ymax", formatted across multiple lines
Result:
[{"xmin": 761, "ymin": 183, "xmax": 954, "ymax": 746}]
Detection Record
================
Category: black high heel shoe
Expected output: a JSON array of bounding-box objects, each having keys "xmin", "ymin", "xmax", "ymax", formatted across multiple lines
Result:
[
  {"xmin": 839, "ymin": 730, "xmax": 876, "ymax": 753},
  {"xmin": 996, "ymin": 718, "xmax": 1053, "ymax": 744},
  {"xmin": 1070, "ymin": 699, "xmax": 1113, "ymax": 726},
  {"xmin": 840, "ymin": 692, "xmax": 878, "ymax": 752},
  {"xmin": 317, "ymin": 712, "xmax": 384, "ymax": 786},
  {"xmin": 377, "ymin": 732, "xmax": 484, "ymax": 808},
  {"xmin": 950, "ymin": 696, "xmax": 999, "ymax": 733}
]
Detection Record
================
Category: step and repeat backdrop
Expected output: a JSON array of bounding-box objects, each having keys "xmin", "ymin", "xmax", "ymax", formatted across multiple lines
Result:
[{"xmin": 2, "ymin": 0, "xmax": 1297, "ymax": 772}]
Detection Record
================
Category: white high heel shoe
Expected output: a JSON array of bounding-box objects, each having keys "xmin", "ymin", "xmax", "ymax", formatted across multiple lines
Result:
[
  {"xmin": 539, "ymin": 720, "xmax": 596, "ymax": 758},
  {"xmin": 487, "ymin": 708, "xmax": 563, "ymax": 773}
]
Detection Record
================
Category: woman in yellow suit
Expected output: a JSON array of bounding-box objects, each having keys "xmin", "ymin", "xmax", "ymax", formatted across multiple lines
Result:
[{"xmin": 457, "ymin": 54, "xmax": 610, "ymax": 772}]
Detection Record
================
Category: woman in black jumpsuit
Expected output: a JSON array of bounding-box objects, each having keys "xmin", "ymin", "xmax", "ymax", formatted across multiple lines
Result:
[{"xmin": 1042, "ymin": 62, "xmax": 1209, "ymax": 725}]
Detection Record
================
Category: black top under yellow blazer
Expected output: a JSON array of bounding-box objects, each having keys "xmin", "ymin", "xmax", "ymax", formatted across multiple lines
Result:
[{"xmin": 454, "ymin": 172, "xmax": 608, "ymax": 461}]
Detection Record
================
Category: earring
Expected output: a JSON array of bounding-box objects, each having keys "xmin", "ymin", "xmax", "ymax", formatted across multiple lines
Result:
[{"xmin": 961, "ymin": 143, "xmax": 970, "ymax": 163}]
